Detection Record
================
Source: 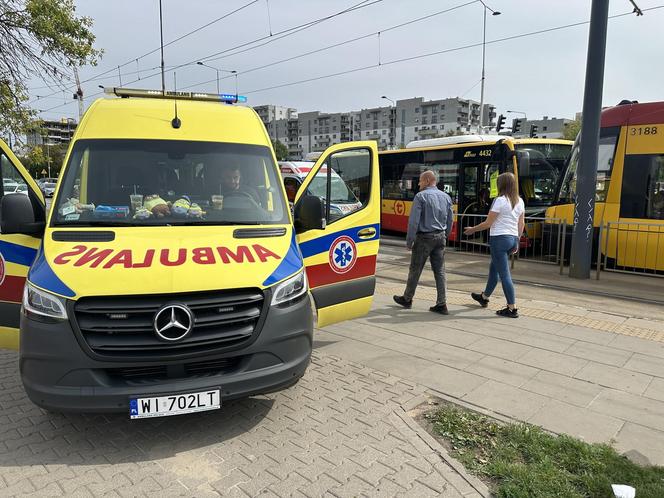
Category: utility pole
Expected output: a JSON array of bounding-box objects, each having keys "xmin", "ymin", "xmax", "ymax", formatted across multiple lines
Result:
[
  {"xmin": 569, "ymin": 0, "xmax": 610, "ymax": 279},
  {"xmin": 478, "ymin": 2, "xmax": 501, "ymax": 133},
  {"xmin": 159, "ymin": 0, "xmax": 166, "ymax": 93},
  {"xmin": 73, "ymin": 67, "xmax": 84, "ymax": 120}
]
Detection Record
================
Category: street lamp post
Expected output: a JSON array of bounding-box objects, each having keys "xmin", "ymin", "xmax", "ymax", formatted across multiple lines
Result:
[
  {"xmin": 381, "ymin": 96, "xmax": 396, "ymax": 149},
  {"xmin": 46, "ymin": 142, "xmax": 51, "ymax": 178},
  {"xmin": 478, "ymin": 2, "xmax": 501, "ymax": 134},
  {"xmin": 507, "ymin": 110, "xmax": 527, "ymax": 133},
  {"xmin": 196, "ymin": 62, "xmax": 237, "ymax": 95},
  {"xmin": 507, "ymin": 110, "xmax": 527, "ymax": 119}
]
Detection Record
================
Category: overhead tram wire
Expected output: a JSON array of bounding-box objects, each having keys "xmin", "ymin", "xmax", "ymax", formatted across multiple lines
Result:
[
  {"xmin": 198, "ymin": 0, "xmax": 477, "ymax": 67},
  {"xmin": 168, "ymin": 0, "xmax": 384, "ymax": 74},
  {"xmin": 241, "ymin": 4, "xmax": 664, "ymax": 95},
  {"xmin": 27, "ymin": 0, "xmax": 380, "ymax": 104},
  {"xmin": 27, "ymin": 0, "xmax": 260, "ymax": 104},
  {"xmin": 180, "ymin": 0, "xmax": 481, "ymax": 90},
  {"xmin": 38, "ymin": 4, "xmax": 664, "ymax": 115}
]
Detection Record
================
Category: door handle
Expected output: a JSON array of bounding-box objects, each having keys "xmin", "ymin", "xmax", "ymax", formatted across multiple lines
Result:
[{"xmin": 357, "ymin": 227, "xmax": 376, "ymax": 239}]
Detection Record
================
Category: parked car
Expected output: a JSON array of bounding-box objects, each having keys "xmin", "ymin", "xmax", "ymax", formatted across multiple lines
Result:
[
  {"xmin": 42, "ymin": 182, "xmax": 57, "ymax": 197},
  {"xmin": 37, "ymin": 177, "xmax": 57, "ymax": 190},
  {"xmin": 3, "ymin": 178, "xmax": 19, "ymax": 194},
  {"xmin": 11, "ymin": 183, "xmax": 29, "ymax": 195}
]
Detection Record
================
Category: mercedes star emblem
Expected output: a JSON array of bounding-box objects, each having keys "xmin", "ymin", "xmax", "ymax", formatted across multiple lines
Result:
[{"xmin": 153, "ymin": 304, "xmax": 194, "ymax": 342}]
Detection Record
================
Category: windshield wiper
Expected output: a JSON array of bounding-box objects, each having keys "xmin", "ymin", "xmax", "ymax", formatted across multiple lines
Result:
[
  {"xmin": 52, "ymin": 221, "xmax": 141, "ymax": 227},
  {"xmin": 170, "ymin": 220, "xmax": 263, "ymax": 226}
]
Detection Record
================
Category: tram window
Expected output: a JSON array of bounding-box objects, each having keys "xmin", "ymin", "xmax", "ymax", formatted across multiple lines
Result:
[
  {"xmin": 620, "ymin": 154, "xmax": 664, "ymax": 220},
  {"xmin": 437, "ymin": 164, "xmax": 459, "ymax": 204},
  {"xmin": 380, "ymin": 152, "xmax": 424, "ymax": 200},
  {"xmin": 560, "ymin": 132, "xmax": 617, "ymax": 204},
  {"xmin": 462, "ymin": 165, "xmax": 479, "ymax": 213},
  {"xmin": 400, "ymin": 162, "xmax": 426, "ymax": 200}
]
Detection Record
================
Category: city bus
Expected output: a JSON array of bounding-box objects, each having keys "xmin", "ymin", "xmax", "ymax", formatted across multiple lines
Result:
[
  {"xmin": 546, "ymin": 100, "xmax": 664, "ymax": 272},
  {"xmin": 379, "ymin": 135, "xmax": 572, "ymax": 242}
]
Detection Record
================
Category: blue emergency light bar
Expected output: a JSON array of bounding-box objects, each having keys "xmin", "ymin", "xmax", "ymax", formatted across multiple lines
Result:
[{"xmin": 104, "ymin": 87, "xmax": 247, "ymax": 104}]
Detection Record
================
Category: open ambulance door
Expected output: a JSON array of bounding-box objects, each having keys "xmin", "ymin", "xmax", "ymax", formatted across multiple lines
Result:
[
  {"xmin": 293, "ymin": 141, "xmax": 380, "ymax": 328},
  {"xmin": 0, "ymin": 140, "xmax": 46, "ymax": 350}
]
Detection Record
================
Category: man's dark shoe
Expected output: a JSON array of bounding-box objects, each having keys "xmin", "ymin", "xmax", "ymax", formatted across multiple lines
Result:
[
  {"xmin": 496, "ymin": 307, "xmax": 519, "ymax": 318},
  {"xmin": 471, "ymin": 292, "xmax": 489, "ymax": 308},
  {"xmin": 393, "ymin": 295, "xmax": 412, "ymax": 309},
  {"xmin": 429, "ymin": 304, "xmax": 449, "ymax": 315}
]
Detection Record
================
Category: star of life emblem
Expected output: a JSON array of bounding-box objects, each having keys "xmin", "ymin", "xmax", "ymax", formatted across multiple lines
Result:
[{"xmin": 328, "ymin": 236, "xmax": 357, "ymax": 274}]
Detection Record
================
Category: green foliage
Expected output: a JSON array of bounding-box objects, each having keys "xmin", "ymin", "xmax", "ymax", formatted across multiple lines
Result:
[
  {"xmin": 563, "ymin": 119, "xmax": 582, "ymax": 141},
  {"xmin": 19, "ymin": 143, "xmax": 67, "ymax": 177},
  {"xmin": 427, "ymin": 404, "xmax": 664, "ymax": 497},
  {"xmin": 272, "ymin": 139, "xmax": 289, "ymax": 161},
  {"xmin": 0, "ymin": 0, "xmax": 102, "ymax": 137}
]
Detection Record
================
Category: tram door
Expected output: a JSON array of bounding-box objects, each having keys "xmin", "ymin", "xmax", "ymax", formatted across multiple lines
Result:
[{"xmin": 459, "ymin": 162, "xmax": 501, "ymax": 216}]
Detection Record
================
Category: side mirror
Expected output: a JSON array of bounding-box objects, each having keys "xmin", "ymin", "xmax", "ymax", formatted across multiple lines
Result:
[
  {"xmin": 294, "ymin": 195, "xmax": 326, "ymax": 233},
  {"xmin": 516, "ymin": 150, "xmax": 531, "ymax": 177},
  {"xmin": 0, "ymin": 193, "xmax": 45, "ymax": 236}
]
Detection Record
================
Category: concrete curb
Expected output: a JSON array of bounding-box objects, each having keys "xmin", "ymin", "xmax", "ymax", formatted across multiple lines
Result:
[{"xmin": 395, "ymin": 394, "xmax": 492, "ymax": 498}]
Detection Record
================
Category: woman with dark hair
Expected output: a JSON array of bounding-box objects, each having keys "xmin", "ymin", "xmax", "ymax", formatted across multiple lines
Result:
[{"xmin": 464, "ymin": 172, "xmax": 525, "ymax": 318}]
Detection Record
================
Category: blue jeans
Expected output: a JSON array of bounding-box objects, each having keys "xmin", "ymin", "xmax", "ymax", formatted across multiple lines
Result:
[{"xmin": 484, "ymin": 235, "xmax": 519, "ymax": 305}]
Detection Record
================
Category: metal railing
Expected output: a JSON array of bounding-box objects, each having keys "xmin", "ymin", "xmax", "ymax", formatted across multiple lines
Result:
[
  {"xmin": 451, "ymin": 213, "xmax": 567, "ymax": 273},
  {"xmin": 596, "ymin": 221, "xmax": 664, "ymax": 279}
]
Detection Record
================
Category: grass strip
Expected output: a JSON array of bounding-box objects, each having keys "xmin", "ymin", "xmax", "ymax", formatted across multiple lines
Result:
[{"xmin": 426, "ymin": 404, "xmax": 664, "ymax": 498}]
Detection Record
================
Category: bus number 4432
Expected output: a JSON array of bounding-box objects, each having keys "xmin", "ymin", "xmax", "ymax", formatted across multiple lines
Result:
[{"xmin": 630, "ymin": 126, "xmax": 658, "ymax": 136}]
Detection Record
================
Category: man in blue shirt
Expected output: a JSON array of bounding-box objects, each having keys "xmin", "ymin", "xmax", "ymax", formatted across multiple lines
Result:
[{"xmin": 394, "ymin": 170, "xmax": 453, "ymax": 314}]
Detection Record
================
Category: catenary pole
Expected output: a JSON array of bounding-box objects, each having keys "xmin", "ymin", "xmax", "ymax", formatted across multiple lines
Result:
[{"xmin": 569, "ymin": 0, "xmax": 610, "ymax": 279}]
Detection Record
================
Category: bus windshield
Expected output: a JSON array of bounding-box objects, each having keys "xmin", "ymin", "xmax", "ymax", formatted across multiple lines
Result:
[
  {"xmin": 515, "ymin": 143, "xmax": 571, "ymax": 209},
  {"xmin": 558, "ymin": 130, "xmax": 619, "ymax": 204},
  {"xmin": 52, "ymin": 139, "xmax": 289, "ymax": 226}
]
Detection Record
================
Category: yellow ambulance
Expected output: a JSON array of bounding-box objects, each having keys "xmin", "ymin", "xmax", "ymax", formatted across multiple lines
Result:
[{"xmin": 0, "ymin": 88, "xmax": 380, "ymax": 418}]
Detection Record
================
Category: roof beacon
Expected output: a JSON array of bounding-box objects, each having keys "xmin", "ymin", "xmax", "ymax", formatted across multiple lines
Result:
[{"xmin": 103, "ymin": 87, "xmax": 247, "ymax": 104}]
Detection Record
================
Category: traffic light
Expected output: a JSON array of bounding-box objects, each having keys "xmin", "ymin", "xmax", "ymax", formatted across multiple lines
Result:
[
  {"xmin": 529, "ymin": 124, "xmax": 538, "ymax": 137},
  {"xmin": 513, "ymin": 118, "xmax": 522, "ymax": 134},
  {"xmin": 496, "ymin": 114, "xmax": 506, "ymax": 133}
]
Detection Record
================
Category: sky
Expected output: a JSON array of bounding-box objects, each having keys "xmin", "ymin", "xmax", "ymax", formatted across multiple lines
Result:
[{"xmin": 29, "ymin": 0, "xmax": 664, "ymax": 123}]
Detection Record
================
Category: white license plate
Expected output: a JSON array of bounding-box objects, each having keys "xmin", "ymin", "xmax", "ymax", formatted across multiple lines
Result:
[{"xmin": 129, "ymin": 389, "xmax": 221, "ymax": 419}]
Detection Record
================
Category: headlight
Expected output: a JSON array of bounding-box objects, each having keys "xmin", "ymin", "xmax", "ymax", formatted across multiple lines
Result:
[
  {"xmin": 271, "ymin": 270, "xmax": 307, "ymax": 305},
  {"xmin": 22, "ymin": 282, "xmax": 68, "ymax": 319}
]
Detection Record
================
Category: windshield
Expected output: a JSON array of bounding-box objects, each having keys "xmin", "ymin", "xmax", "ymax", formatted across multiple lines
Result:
[
  {"xmin": 516, "ymin": 143, "xmax": 571, "ymax": 208},
  {"xmin": 53, "ymin": 139, "xmax": 288, "ymax": 226},
  {"xmin": 558, "ymin": 130, "xmax": 618, "ymax": 204}
]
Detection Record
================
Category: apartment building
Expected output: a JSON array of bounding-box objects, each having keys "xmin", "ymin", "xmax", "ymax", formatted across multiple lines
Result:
[
  {"xmin": 253, "ymin": 105, "xmax": 297, "ymax": 126},
  {"xmin": 26, "ymin": 118, "xmax": 77, "ymax": 147},
  {"xmin": 512, "ymin": 116, "xmax": 574, "ymax": 139},
  {"xmin": 258, "ymin": 96, "xmax": 496, "ymax": 159}
]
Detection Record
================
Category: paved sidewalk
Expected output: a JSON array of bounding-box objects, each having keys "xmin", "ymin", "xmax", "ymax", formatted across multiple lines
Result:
[
  {"xmin": 318, "ymin": 280, "xmax": 664, "ymax": 466},
  {"xmin": 0, "ymin": 350, "xmax": 484, "ymax": 497}
]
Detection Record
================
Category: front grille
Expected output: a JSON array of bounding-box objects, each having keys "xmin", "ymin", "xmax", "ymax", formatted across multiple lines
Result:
[
  {"xmin": 108, "ymin": 356, "xmax": 242, "ymax": 384},
  {"xmin": 73, "ymin": 289, "xmax": 265, "ymax": 359}
]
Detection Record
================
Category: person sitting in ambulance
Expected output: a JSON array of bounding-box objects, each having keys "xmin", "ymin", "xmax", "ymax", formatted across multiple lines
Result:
[
  {"xmin": 220, "ymin": 165, "xmax": 262, "ymax": 207},
  {"xmin": 283, "ymin": 177, "xmax": 299, "ymax": 204}
]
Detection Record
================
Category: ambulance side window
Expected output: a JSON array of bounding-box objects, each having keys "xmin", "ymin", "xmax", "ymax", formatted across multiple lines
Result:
[{"xmin": 311, "ymin": 149, "xmax": 372, "ymax": 224}]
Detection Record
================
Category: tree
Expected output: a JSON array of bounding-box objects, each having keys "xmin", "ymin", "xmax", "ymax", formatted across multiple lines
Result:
[
  {"xmin": 272, "ymin": 139, "xmax": 288, "ymax": 161},
  {"xmin": 19, "ymin": 142, "xmax": 67, "ymax": 177},
  {"xmin": 0, "ymin": 0, "xmax": 101, "ymax": 138},
  {"xmin": 563, "ymin": 119, "xmax": 582, "ymax": 141}
]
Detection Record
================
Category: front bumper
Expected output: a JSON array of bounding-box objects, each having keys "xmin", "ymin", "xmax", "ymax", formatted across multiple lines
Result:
[{"xmin": 19, "ymin": 294, "xmax": 313, "ymax": 413}]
